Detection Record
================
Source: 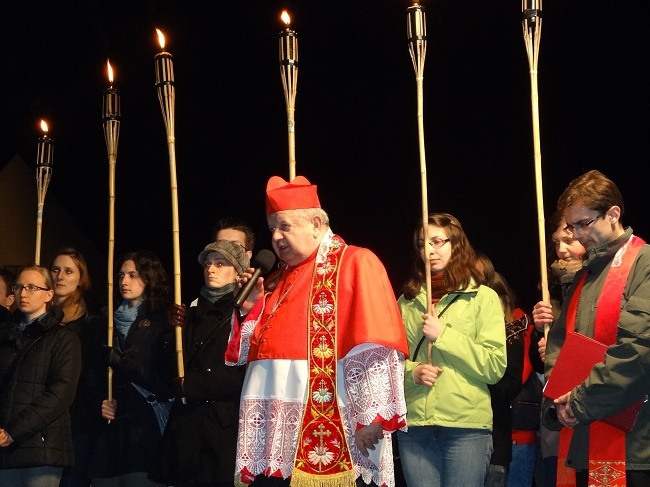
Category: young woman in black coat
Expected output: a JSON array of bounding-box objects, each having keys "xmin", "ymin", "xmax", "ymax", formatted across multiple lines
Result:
[
  {"xmin": 89, "ymin": 251, "xmax": 175, "ymax": 487},
  {"xmin": 49, "ymin": 248, "xmax": 104, "ymax": 487},
  {"xmin": 149, "ymin": 240, "xmax": 249, "ymax": 487},
  {"xmin": 0, "ymin": 266, "xmax": 82, "ymax": 486}
]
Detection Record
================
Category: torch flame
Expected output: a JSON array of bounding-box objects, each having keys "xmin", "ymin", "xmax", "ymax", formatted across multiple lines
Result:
[
  {"xmin": 107, "ymin": 59, "xmax": 114, "ymax": 86},
  {"xmin": 156, "ymin": 28, "xmax": 166, "ymax": 50},
  {"xmin": 40, "ymin": 120, "xmax": 49, "ymax": 133},
  {"xmin": 281, "ymin": 10, "xmax": 291, "ymax": 26}
]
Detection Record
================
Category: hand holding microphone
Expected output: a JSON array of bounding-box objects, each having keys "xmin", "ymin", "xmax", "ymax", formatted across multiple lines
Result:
[{"xmin": 234, "ymin": 249, "xmax": 276, "ymax": 309}]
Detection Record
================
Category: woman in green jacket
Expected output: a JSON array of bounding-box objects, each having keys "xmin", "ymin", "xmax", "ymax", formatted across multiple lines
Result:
[{"xmin": 396, "ymin": 213, "xmax": 507, "ymax": 487}]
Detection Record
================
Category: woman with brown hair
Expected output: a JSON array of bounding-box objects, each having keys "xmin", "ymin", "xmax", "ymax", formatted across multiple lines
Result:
[
  {"xmin": 397, "ymin": 213, "xmax": 507, "ymax": 487},
  {"xmin": 0, "ymin": 266, "xmax": 81, "ymax": 486},
  {"xmin": 49, "ymin": 248, "xmax": 103, "ymax": 487}
]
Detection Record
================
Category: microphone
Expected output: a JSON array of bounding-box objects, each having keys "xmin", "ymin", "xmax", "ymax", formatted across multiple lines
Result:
[{"xmin": 234, "ymin": 249, "xmax": 276, "ymax": 309}]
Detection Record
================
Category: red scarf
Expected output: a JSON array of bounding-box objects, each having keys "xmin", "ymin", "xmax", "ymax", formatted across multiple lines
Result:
[{"xmin": 557, "ymin": 235, "xmax": 645, "ymax": 486}]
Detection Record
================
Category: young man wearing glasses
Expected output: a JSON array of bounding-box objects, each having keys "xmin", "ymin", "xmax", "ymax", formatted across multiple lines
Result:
[{"xmin": 533, "ymin": 170, "xmax": 650, "ymax": 487}]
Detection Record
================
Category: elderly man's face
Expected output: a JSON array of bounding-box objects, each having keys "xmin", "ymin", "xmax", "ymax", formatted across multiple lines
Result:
[{"xmin": 267, "ymin": 210, "xmax": 320, "ymax": 267}]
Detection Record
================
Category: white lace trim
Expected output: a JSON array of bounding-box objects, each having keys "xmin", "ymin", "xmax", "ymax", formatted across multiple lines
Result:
[{"xmin": 235, "ymin": 346, "xmax": 406, "ymax": 487}]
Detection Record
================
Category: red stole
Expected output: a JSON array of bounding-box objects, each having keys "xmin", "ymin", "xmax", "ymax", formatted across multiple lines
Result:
[
  {"xmin": 557, "ymin": 235, "xmax": 645, "ymax": 486},
  {"xmin": 291, "ymin": 235, "xmax": 356, "ymax": 487}
]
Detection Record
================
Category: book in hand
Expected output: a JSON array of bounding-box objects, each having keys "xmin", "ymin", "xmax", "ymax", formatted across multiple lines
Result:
[{"xmin": 543, "ymin": 331, "xmax": 645, "ymax": 432}]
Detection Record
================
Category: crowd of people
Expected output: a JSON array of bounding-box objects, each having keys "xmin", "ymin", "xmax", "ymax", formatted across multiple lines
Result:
[{"xmin": 0, "ymin": 169, "xmax": 649, "ymax": 487}]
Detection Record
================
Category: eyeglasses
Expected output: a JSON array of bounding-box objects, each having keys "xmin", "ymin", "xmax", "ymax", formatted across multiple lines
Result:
[
  {"xmin": 563, "ymin": 214, "xmax": 604, "ymax": 234},
  {"xmin": 417, "ymin": 238, "xmax": 450, "ymax": 251},
  {"xmin": 12, "ymin": 284, "xmax": 51, "ymax": 294}
]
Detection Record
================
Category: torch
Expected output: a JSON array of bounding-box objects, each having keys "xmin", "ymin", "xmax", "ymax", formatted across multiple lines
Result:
[
  {"xmin": 154, "ymin": 28, "xmax": 185, "ymax": 388},
  {"xmin": 279, "ymin": 10, "xmax": 298, "ymax": 180},
  {"xmin": 522, "ymin": 1, "xmax": 550, "ymax": 336},
  {"xmin": 103, "ymin": 59, "xmax": 121, "ymax": 402},
  {"xmin": 407, "ymin": 5, "xmax": 432, "ymax": 305},
  {"xmin": 35, "ymin": 120, "xmax": 54, "ymax": 266}
]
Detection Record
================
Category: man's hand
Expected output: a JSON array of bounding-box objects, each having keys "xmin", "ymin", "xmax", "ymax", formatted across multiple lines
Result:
[
  {"xmin": 555, "ymin": 391, "xmax": 579, "ymax": 428},
  {"xmin": 101, "ymin": 399, "xmax": 117, "ymax": 421},
  {"xmin": 167, "ymin": 303, "xmax": 187, "ymax": 328},
  {"xmin": 414, "ymin": 364, "xmax": 443, "ymax": 387},
  {"xmin": 537, "ymin": 336, "xmax": 547, "ymax": 363},
  {"xmin": 237, "ymin": 267, "xmax": 265, "ymax": 315},
  {"xmin": 532, "ymin": 301, "xmax": 553, "ymax": 333},
  {"xmin": 354, "ymin": 422, "xmax": 383, "ymax": 458}
]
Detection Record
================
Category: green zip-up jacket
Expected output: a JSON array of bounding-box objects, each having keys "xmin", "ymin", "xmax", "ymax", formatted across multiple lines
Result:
[{"xmin": 398, "ymin": 282, "xmax": 506, "ymax": 430}]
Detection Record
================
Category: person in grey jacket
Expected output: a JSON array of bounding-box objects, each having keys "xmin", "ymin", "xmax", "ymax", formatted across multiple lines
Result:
[
  {"xmin": 0, "ymin": 266, "xmax": 82, "ymax": 486},
  {"xmin": 534, "ymin": 170, "xmax": 650, "ymax": 487}
]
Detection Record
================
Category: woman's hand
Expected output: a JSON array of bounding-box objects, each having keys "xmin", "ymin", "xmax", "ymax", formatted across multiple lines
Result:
[
  {"xmin": 0, "ymin": 428, "xmax": 13, "ymax": 447},
  {"xmin": 413, "ymin": 364, "xmax": 443, "ymax": 387},
  {"xmin": 532, "ymin": 301, "xmax": 553, "ymax": 332},
  {"xmin": 101, "ymin": 399, "xmax": 117, "ymax": 421},
  {"xmin": 422, "ymin": 312, "xmax": 443, "ymax": 342}
]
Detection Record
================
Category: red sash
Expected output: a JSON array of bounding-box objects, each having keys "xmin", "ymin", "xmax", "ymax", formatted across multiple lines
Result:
[
  {"xmin": 291, "ymin": 235, "xmax": 356, "ymax": 487},
  {"xmin": 557, "ymin": 235, "xmax": 645, "ymax": 486}
]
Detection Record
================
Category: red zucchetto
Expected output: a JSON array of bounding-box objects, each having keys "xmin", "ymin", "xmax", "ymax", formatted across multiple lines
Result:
[{"xmin": 265, "ymin": 176, "xmax": 321, "ymax": 215}]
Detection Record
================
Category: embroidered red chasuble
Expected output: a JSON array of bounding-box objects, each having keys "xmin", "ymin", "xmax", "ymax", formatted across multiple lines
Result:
[{"xmin": 233, "ymin": 234, "xmax": 408, "ymax": 487}]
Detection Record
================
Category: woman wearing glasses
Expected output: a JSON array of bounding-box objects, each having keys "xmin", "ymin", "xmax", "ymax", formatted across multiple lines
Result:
[
  {"xmin": 49, "ymin": 248, "xmax": 104, "ymax": 487},
  {"xmin": 0, "ymin": 266, "xmax": 82, "ymax": 486},
  {"xmin": 396, "ymin": 213, "xmax": 507, "ymax": 487},
  {"xmin": 89, "ymin": 251, "xmax": 175, "ymax": 487}
]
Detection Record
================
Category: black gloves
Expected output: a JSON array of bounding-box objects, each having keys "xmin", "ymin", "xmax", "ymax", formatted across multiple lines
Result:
[{"xmin": 103, "ymin": 345, "xmax": 127, "ymax": 369}]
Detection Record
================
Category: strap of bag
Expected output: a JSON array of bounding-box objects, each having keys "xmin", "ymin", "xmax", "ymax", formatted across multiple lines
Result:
[{"xmin": 412, "ymin": 293, "xmax": 461, "ymax": 361}]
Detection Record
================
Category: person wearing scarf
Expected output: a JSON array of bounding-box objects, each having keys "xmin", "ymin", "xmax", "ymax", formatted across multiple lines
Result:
[
  {"xmin": 149, "ymin": 240, "xmax": 250, "ymax": 487},
  {"xmin": 531, "ymin": 211, "xmax": 585, "ymax": 487},
  {"xmin": 226, "ymin": 176, "xmax": 409, "ymax": 487},
  {"xmin": 89, "ymin": 251, "xmax": 175, "ymax": 487},
  {"xmin": 397, "ymin": 213, "xmax": 506, "ymax": 487},
  {"xmin": 535, "ymin": 170, "xmax": 650, "ymax": 487}
]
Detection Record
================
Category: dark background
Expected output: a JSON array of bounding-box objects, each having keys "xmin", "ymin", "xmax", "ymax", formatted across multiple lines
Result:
[{"xmin": 2, "ymin": 0, "xmax": 648, "ymax": 309}]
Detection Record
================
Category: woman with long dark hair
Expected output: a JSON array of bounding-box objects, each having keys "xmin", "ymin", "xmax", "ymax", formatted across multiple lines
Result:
[
  {"xmin": 89, "ymin": 251, "xmax": 175, "ymax": 487},
  {"xmin": 397, "ymin": 213, "xmax": 507, "ymax": 487}
]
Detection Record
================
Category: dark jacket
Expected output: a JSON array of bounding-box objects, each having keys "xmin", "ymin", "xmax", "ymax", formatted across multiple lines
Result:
[
  {"xmin": 149, "ymin": 293, "xmax": 246, "ymax": 485},
  {"xmin": 488, "ymin": 312, "xmax": 526, "ymax": 467},
  {"xmin": 0, "ymin": 307, "xmax": 82, "ymax": 469},
  {"xmin": 65, "ymin": 313, "xmax": 106, "ymax": 439},
  {"xmin": 543, "ymin": 228, "xmax": 650, "ymax": 469},
  {"xmin": 89, "ymin": 303, "xmax": 175, "ymax": 479}
]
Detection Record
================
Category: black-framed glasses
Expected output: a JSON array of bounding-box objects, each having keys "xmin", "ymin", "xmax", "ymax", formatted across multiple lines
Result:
[
  {"xmin": 563, "ymin": 214, "xmax": 604, "ymax": 234},
  {"xmin": 417, "ymin": 238, "xmax": 450, "ymax": 251},
  {"xmin": 11, "ymin": 284, "xmax": 51, "ymax": 295}
]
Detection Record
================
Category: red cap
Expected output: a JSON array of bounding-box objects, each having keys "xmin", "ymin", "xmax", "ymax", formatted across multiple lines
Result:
[{"xmin": 265, "ymin": 176, "xmax": 320, "ymax": 215}]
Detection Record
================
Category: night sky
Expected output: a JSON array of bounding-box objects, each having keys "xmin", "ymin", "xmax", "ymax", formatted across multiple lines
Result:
[{"xmin": 2, "ymin": 0, "xmax": 649, "ymax": 309}]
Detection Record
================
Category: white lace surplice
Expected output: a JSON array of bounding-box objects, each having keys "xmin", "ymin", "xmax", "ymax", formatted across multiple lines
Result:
[{"xmin": 235, "ymin": 344, "xmax": 406, "ymax": 487}]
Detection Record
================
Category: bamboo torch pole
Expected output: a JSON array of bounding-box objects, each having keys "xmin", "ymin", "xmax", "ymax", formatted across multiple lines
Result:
[
  {"xmin": 279, "ymin": 10, "xmax": 298, "ymax": 181},
  {"xmin": 154, "ymin": 29, "xmax": 185, "ymax": 396},
  {"xmin": 103, "ymin": 59, "xmax": 121, "ymax": 402},
  {"xmin": 35, "ymin": 120, "xmax": 54, "ymax": 266},
  {"xmin": 522, "ymin": 1, "xmax": 550, "ymax": 338},
  {"xmin": 407, "ymin": 4, "xmax": 433, "ymax": 361}
]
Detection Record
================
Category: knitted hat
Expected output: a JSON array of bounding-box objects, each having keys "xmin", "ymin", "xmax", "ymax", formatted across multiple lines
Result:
[
  {"xmin": 197, "ymin": 240, "xmax": 250, "ymax": 274},
  {"xmin": 265, "ymin": 176, "xmax": 320, "ymax": 215}
]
